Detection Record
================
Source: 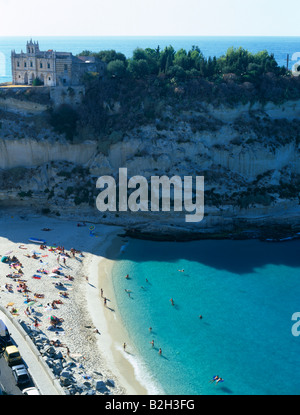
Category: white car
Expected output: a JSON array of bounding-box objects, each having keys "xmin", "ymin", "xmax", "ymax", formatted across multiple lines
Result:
[
  {"xmin": 22, "ymin": 387, "xmax": 40, "ymax": 395},
  {"xmin": 12, "ymin": 364, "xmax": 31, "ymax": 386}
]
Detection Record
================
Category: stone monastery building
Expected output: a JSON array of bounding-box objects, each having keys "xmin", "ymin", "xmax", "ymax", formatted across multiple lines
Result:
[{"xmin": 11, "ymin": 40, "xmax": 106, "ymax": 86}]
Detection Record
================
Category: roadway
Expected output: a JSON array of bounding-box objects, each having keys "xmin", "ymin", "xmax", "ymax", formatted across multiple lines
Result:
[
  {"xmin": 0, "ymin": 309, "xmax": 63, "ymax": 395},
  {"xmin": 0, "ymin": 355, "xmax": 24, "ymax": 395}
]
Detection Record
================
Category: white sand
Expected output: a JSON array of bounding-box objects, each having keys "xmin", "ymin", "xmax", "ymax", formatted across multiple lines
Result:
[{"xmin": 0, "ymin": 211, "xmax": 146, "ymax": 395}]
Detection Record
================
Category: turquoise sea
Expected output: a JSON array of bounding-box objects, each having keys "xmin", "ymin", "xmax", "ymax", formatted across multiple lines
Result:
[
  {"xmin": 1, "ymin": 36, "xmax": 300, "ymax": 83},
  {"xmin": 112, "ymin": 238, "xmax": 300, "ymax": 395}
]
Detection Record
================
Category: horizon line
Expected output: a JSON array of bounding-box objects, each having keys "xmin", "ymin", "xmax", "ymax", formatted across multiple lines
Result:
[{"xmin": 1, "ymin": 34, "xmax": 300, "ymax": 38}]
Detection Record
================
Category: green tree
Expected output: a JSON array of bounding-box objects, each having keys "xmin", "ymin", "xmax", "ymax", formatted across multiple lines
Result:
[
  {"xmin": 106, "ymin": 60, "xmax": 127, "ymax": 78},
  {"xmin": 77, "ymin": 50, "xmax": 93, "ymax": 56},
  {"xmin": 174, "ymin": 49, "xmax": 191, "ymax": 70},
  {"xmin": 127, "ymin": 59, "xmax": 150, "ymax": 78},
  {"xmin": 94, "ymin": 50, "xmax": 127, "ymax": 64},
  {"xmin": 132, "ymin": 47, "xmax": 158, "ymax": 74},
  {"xmin": 189, "ymin": 47, "xmax": 205, "ymax": 70},
  {"xmin": 159, "ymin": 46, "xmax": 175, "ymax": 73}
]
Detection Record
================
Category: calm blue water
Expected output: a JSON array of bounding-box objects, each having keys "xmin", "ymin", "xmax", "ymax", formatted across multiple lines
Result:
[
  {"xmin": 1, "ymin": 36, "xmax": 300, "ymax": 83},
  {"xmin": 112, "ymin": 238, "xmax": 300, "ymax": 395}
]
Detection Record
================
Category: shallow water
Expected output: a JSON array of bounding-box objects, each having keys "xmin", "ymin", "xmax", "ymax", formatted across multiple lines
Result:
[{"xmin": 111, "ymin": 238, "xmax": 300, "ymax": 395}]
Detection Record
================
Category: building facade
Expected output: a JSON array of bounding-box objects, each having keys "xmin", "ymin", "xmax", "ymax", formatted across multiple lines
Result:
[{"xmin": 11, "ymin": 40, "xmax": 106, "ymax": 87}]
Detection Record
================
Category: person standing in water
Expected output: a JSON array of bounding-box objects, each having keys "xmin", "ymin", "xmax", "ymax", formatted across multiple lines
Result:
[{"xmin": 158, "ymin": 348, "xmax": 162, "ymax": 356}]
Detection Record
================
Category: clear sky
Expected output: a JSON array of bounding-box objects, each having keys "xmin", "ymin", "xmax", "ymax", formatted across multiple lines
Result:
[{"xmin": 0, "ymin": 0, "xmax": 299, "ymax": 37}]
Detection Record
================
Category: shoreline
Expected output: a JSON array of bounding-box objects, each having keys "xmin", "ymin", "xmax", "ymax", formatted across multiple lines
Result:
[
  {"xmin": 0, "ymin": 213, "xmax": 147, "ymax": 395},
  {"xmin": 121, "ymin": 226, "xmax": 300, "ymax": 243},
  {"xmin": 85, "ymin": 230, "xmax": 150, "ymax": 395}
]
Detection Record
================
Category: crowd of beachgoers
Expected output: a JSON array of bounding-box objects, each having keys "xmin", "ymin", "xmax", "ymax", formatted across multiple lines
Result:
[{"xmin": 0, "ymin": 222, "xmax": 124, "ymax": 395}]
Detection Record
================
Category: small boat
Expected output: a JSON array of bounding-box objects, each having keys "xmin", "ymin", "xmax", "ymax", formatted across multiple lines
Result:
[{"xmin": 28, "ymin": 238, "xmax": 46, "ymax": 244}]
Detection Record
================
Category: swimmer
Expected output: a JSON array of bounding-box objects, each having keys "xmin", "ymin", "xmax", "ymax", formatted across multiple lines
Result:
[
  {"xmin": 199, "ymin": 315, "xmax": 203, "ymax": 319},
  {"xmin": 210, "ymin": 376, "xmax": 223, "ymax": 384},
  {"xmin": 158, "ymin": 348, "xmax": 162, "ymax": 355},
  {"xmin": 125, "ymin": 274, "xmax": 129, "ymax": 279},
  {"xmin": 178, "ymin": 269, "xmax": 184, "ymax": 272},
  {"xmin": 215, "ymin": 377, "xmax": 224, "ymax": 385},
  {"xmin": 209, "ymin": 375, "xmax": 219, "ymax": 383},
  {"xmin": 150, "ymin": 340, "xmax": 154, "ymax": 347},
  {"xmin": 149, "ymin": 327, "xmax": 152, "ymax": 333},
  {"xmin": 170, "ymin": 298, "xmax": 174, "ymax": 306}
]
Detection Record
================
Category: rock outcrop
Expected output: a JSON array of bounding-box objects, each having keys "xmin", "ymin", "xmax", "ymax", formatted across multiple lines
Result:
[{"xmin": 0, "ymin": 96, "xmax": 299, "ymax": 240}]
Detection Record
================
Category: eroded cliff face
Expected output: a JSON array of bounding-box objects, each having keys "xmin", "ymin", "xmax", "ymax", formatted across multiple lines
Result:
[{"xmin": 0, "ymin": 98, "xmax": 299, "ymax": 239}]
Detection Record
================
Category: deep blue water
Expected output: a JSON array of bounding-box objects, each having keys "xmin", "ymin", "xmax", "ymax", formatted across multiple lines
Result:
[
  {"xmin": 1, "ymin": 36, "xmax": 300, "ymax": 83},
  {"xmin": 112, "ymin": 238, "xmax": 300, "ymax": 395}
]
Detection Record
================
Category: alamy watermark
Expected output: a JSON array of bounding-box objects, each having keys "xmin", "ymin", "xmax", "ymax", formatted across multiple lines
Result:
[
  {"xmin": 291, "ymin": 313, "xmax": 300, "ymax": 337},
  {"xmin": 291, "ymin": 52, "xmax": 300, "ymax": 77},
  {"xmin": 96, "ymin": 168, "xmax": 204, "ymax": 223}
]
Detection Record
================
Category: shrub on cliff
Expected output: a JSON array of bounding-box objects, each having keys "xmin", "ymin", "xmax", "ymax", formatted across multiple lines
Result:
[{"xmin": 48, "ymin": 104, "xmax": 79, "ymax": 141}]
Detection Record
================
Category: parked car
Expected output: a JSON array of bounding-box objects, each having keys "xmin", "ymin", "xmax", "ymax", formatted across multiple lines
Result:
[
  {"xmin": 12, "ymin": 364, "xmax": 31, "ymax": 386},
  {"xmin": 4, "ymin": 345, "xmax": 22, "ymax": 366},
  {"xmin": 22, "ymin": 387, "xmax": 40, "ymax": 395},
  {"xmin": 0, "ymin": 319, "xmax": 12, "ymax": 346}
]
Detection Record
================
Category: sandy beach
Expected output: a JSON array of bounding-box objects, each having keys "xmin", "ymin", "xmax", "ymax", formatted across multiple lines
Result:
[{"xmin": 0, "ymin": 210, "xmax": 147, "ymax": 395}]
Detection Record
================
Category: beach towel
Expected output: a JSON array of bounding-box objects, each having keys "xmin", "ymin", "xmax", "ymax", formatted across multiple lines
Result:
[{"xmin": 32, "ymin": 275, "xmax": 41, "ymax": 279}]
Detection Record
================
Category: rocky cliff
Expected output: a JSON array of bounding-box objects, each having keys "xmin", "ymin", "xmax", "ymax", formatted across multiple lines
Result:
[{"xmin": 0, "ymin": 94, "xmax": 299, "ymax": 240}]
